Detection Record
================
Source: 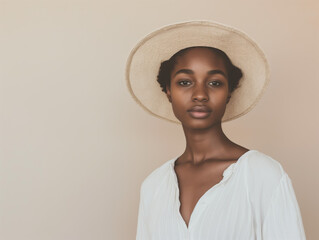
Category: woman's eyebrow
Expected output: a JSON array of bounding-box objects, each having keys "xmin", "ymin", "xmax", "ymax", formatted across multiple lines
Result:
[{"xmin": 173, "ymin": 69, "xmax": 227, "ymax": 78}]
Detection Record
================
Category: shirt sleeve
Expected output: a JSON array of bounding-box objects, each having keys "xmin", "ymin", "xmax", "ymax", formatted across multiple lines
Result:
[
  {"xmin": 262, "ymin": 172, "xmax": 307, "ymax": 240},
  {"xmin": 136, "ymin": 184, "xmax": 149, "ymax": 240}
]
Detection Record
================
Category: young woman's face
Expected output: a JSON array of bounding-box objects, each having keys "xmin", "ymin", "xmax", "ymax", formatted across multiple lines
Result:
[{"xmin": 166, "ymin": 48, "xmax": 231, "ymax": 128}]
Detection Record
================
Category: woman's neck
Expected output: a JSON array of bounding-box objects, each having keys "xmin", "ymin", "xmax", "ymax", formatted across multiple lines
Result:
[{"xmin": 179, "ymin": 122, "xmax": 237, "ymax": 166}]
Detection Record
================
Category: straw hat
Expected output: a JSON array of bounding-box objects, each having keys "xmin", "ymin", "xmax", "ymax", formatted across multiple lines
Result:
[{"xmin": 125, "ymin": 20, "xmax": 270, "ymax": 124}]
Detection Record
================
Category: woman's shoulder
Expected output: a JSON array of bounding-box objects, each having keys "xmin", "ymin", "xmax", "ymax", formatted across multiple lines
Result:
[
  {"xmin": 139, "ymin": 157, "xmax": 175, "ymax": 196},
  {"xmin": 241, "ymin": 150, "xmax": 303, "ymax": 225},
  {"xmin": 244, "ymin": 149, "xmax": 286, "ymax": 180},
  {"xmin": 242, "ymin": 150, "xmax": 289, "ymax": 205},
  {"xmin": 241, "ymin": 150, "xmax": 287, "ymax": 190}
]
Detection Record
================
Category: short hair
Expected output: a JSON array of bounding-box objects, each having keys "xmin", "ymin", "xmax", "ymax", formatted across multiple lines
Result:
[{"xmin": 156, "ymin": 46, "xmax": 243, "ymax": 94}]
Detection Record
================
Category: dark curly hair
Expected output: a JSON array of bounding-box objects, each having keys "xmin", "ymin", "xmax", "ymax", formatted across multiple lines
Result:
[{"xmin": 156, "ymin": 46, "xmax": 243, "ymax": 94}]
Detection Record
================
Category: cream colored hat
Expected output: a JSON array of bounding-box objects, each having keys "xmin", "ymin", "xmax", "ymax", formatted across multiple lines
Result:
[{"xmin": 125, "ymin": 20, "xmax": 270, "ymax": 124}]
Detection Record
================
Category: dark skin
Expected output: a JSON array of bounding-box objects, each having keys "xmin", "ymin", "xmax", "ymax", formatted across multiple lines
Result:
[{"xmin": 165, "ymin": 48, "xmax": 249, "ymax": 228}]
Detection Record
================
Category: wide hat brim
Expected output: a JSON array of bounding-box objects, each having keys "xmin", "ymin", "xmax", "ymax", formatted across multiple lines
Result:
[{"xmin": 125, "ymin": 20, "xmax": 270, "ymax": 124}]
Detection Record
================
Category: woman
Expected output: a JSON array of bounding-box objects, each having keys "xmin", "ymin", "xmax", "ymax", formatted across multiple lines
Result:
[{"xmin": 126, "ymin": 21, "xmax": 306, "ymax": 240}]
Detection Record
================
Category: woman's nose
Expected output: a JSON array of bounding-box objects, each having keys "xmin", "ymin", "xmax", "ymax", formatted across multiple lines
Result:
[{"xmin": 192, "ymin": 84, "xmax": 209, "ymax": 102}]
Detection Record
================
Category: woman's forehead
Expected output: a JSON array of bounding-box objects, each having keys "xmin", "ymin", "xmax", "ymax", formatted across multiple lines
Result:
[{"xmin": 174, "ymin": 48, "xmax": 227, "ymax": 68}]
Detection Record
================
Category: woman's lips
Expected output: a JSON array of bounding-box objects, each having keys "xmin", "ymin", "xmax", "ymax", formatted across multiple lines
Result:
[{"xmin": 188, "ymin": 111, "xmax": 211, "ymax": 118}]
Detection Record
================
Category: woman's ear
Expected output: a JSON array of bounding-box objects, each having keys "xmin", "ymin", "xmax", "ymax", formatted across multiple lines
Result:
[
  {"xmin": 166, "ymin": 85, "xmax": 172, "ymax": 103},
  {"xmin": 226, "ymin": 94, "xmax": 231, "ymax": 104}
]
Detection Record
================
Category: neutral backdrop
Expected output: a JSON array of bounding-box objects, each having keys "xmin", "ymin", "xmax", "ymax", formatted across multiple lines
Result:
[{"xmin": 0, "ymin": 0, "xmax": 318, "ymax": 239}]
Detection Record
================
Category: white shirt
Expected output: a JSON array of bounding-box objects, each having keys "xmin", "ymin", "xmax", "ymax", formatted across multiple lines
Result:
[{"xmin": 136, "ymin": 149, "xmax": 306, "ymax": 240}]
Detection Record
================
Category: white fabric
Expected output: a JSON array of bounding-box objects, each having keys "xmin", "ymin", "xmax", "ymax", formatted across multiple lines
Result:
[{"xmin": 136, "ymin": 150, "xmax": 306, "ymax": 240}]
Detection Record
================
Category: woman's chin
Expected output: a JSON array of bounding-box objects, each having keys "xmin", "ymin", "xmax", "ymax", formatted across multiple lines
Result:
[{"xmin": 181, "ymin": 118, "xmax": 218, "ymax": 129}]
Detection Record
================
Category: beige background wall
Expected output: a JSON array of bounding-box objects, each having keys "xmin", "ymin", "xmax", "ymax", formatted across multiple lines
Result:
[{"xmin": 0, "ymin": 0, "xmax": 318, "ymax": 239}]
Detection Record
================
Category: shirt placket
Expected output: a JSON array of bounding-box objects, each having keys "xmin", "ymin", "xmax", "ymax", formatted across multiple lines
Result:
[{"xmin": 173, "ymin": 164, "xmax": 235, "ymax": 239}]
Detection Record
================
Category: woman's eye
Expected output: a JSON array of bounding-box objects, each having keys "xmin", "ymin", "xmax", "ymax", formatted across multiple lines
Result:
[
  {"xmin": 209, "ymin": 81, "xmax": 222, "ymax": 86},
  {"xmin": 178, "ymin": 80, "xmax": 191, "ymax": 86}
]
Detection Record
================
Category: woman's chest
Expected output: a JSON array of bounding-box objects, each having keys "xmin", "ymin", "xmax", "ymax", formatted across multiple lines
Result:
[
  {"xmin": 146, "ymin": 176, "xmax": 257, "ymax": 240},
  {"xmin": 176, "ymin": 166, "xmax": 225, "ymax": 228}
]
